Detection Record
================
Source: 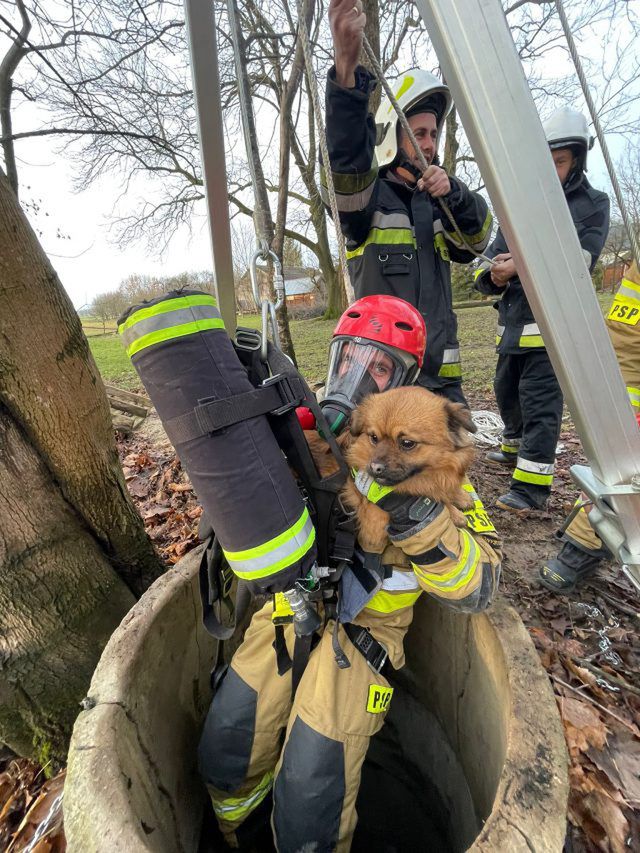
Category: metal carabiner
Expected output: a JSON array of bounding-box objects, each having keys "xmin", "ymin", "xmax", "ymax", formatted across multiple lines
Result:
[{"xmin": 250, "ymin": 246, "xmax": 286, "ymax": 361}]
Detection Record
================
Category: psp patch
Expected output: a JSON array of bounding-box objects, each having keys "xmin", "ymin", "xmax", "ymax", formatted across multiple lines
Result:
[
  {"xmin": 367, "ymin": 684, "xmax": 393, "ymax": 714},
  {"xmin": 608, "ymin": 298, "xmax": 640, "ymax": 326}
]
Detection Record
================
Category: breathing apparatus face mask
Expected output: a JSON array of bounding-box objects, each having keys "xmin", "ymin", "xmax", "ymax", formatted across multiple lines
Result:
[{"xmin": 320, "ymin": 339, "xmax": 416, "ymax": 435}]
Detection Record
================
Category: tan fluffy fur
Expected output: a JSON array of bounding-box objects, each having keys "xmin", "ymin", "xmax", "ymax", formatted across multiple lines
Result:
[{"xmin": 343, "ymin": 387, "xmax": 476, "ymax": 552}]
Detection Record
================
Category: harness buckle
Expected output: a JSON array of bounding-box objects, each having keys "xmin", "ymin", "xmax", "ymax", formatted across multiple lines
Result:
[
  {"xmin": 261, "ymin": 373, "xmax": 305, "ymax": 415},
  {"xmin": 220, "ymin": 563, "xmax": 234, "ymax": 599}
]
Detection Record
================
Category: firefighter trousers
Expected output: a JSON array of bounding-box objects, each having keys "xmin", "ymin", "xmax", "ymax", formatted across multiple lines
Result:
[
  {"xmin": 197, "ymin": 602, "xmax": 404, "ymax": 853},
  {"xmin": 494, "ymin": 349, "xmax": 563, "ymax": 506}
]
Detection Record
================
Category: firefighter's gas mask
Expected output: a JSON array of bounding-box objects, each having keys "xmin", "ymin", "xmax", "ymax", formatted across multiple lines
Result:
[{"xmin": 320, "ymin": 338, "xmax": 417, "ymax": 435}]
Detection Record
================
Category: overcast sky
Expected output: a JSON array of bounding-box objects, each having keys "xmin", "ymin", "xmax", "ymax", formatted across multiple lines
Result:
[{"xmin": 11, "ymin": 15, "xmax": 631, "ymax": 310}]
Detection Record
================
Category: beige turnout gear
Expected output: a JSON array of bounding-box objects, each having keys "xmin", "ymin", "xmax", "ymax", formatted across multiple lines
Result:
[
  {"xmin": 606, "ymin": 261, "xmax": 640, "ymax": 412},
  {"xmin": 198, "ymin": 492, "xmax": 501, "ymax": 852},
  {"xmin": 560, "ymin": 261, "xmax": 640, "ymax": 556}
]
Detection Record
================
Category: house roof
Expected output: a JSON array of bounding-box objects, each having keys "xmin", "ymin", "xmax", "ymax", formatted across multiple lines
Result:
[{"xmin": 285, "ymin": 276, "xmax": 315, "ymax": 296}]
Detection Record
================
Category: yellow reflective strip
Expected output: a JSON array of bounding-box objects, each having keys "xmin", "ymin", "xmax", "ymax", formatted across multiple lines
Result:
[
  {"xmin": 459, "ymin": 210, "xmax": 492, "ymax": 245},
  {"xmin": 320, "ymin": 164, "xmax": 378, "ymax": 195},
  {"xmin": 413, "ymin": 534, "xmax": 481, "ymax": 592},
  {"xmin": 495, "ymin": 335, "xmax": 502, "ymax": 345},
  {"xmin": 621, "ymin": 277, "xmax": 640, "ymax": 296},
  {"xmin": 126, "ymin": 317, "xmax": 225, "ymax": 357},
  {"xmin": 519, "ymin": 335, "xmax": 544, "ymax": 347},
  {"xmin": 211, "ymin": 772, "xmax": 273, "ymax": 822},
  {"xmin": 225, "ymin": 508, "xmax": 311, "ymax": 561},
  {"xmin": 387, "ymin": 75, "xmax": 415, "ymax": 112},
  {"xmin": 346, "ymin": 228, "xmax": 416, "ymax": 259},
  {"xmin": 438, "ymin": 363, "xmax": 462, "ymax": 378},
  {"xmin": 412, "ymin": 530, "xmax": 476, "ymax": 584},
  {"xmin": 231, "ymin": 527, "xmax": 316, "ymax": 581},
  {"xmin": 627, "ymin": 386, "xmax": 640, "ymax": 408},
  {"xmin": 365, "ymin": 589, "xmax": 423, "ymax": 613},
  {"xmin": 434, "ymin": 232, "xmax": 450, "ymax": 261},
  {"xmin": 367, "ymin": 480, "xmax": 396, "ymax": 504},
  {"xmin": 118, "ymin": 293, "xmax": 217, "ymax": 334},
  {"xmin": 513, "ymin": 469, "xmax": 553, "ymax": 486}
]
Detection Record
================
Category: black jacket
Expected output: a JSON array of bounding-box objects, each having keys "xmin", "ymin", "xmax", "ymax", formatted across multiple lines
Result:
[
  {"xmin": 474, "ymin": 175, "xmax": 610, "ymax": 354},
  {"xmin": 323, "ymin": 67, "xmax": 492, "ymax": 391}
]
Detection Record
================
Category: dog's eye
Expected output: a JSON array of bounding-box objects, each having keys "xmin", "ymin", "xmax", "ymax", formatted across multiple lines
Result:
[
  {"xmin": 369, "ymin": 433, "xmax": 379, "ymax": 445},
  {"xmin": 399, "ymin": 438, "xmax": 416, "ymax": 451}
]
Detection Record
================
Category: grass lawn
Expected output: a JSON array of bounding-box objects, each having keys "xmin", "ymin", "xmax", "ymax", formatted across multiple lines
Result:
[{"xmin": 87, "ymin": 293, "xmax": 614, "ymax": 395}]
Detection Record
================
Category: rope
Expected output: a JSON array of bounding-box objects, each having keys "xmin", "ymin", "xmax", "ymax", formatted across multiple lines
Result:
[
  {"xmin": 226, "ymin": 0, "xmax": 271, "ymax": 255},
  {"xmin": 470, "ymin": 410, "xmax": 504, "ymax": 446},
  {"xmin": 297, "ymin": 0, "xmax": 355, "ymax": 304},
  {"xmin": 554, "ymin": 0, "xmax": 639, "ymax": 267},
  {"xmin": 359, "ymin": 35, "xmax": 496, "ymax": 267}
]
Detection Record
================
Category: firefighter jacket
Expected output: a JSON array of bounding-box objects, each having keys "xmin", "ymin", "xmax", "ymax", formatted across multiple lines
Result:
[
  {"xmin": 606, "ymin": 261, "xmax": 640, "ymax": 412},
  {"xmin": 474, "ymin": 175, "xmax": 610, "ymax": 354},
  {"xmin": 323, "ymin": 67, "xmax": 493, "ymax": 392},
  {"xmin": 340, "ymin": 475, "xmax": 501, "ymax": 639}
]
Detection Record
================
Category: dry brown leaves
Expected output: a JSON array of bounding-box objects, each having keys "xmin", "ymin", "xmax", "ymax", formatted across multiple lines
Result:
[
  {"xmin": 118, "ymin": 433, "xmax": 202, "ymax": 564},
  {"xmin": 0, "ymin": 753, "xmax": 65, "ymax": 852}
]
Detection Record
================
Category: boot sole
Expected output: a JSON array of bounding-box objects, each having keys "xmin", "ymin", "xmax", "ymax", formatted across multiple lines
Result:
[
  {"xmin": 485, "ymin": 458, "xmax": 517, "ymax": 468},
  {"xmin": 494, "ymin": 498, "xmax": 536, "ymax": 515}
]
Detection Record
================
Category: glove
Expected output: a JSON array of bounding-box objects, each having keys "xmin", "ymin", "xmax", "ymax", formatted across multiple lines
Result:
[{"xmin": 376, "ymin": 491, "xmax": 443, "ymax": 541}]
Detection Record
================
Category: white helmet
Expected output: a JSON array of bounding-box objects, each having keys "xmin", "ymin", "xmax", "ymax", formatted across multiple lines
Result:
[
  {"xmin": 374, "ymin": 69, "xmax": 452, "ymax": 170},
  {"xmin": 543, "ymin": 107, "xmax": 594, "ymax": 169}
]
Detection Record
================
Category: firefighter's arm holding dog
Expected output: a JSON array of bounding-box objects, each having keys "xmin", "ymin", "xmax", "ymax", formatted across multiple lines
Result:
[{"xmin": 376, "ymin": 493, "xmax": 501, "ymax": 613}]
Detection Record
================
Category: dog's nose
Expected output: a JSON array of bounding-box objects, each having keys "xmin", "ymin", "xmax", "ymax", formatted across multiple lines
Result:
[{"xmin": 369, "ymin": 461, "xmax": 386, "ymax": 477}]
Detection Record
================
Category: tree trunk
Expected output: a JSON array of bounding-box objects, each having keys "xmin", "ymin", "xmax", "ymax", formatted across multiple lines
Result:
[
  {"xmin": 443, "ymin": 105, "xmax": 459, "ymax": 176},
  {"xmin": 0, "ymin": 168, "xmax": 163, "ymax": 759},
  {"xmin": 0, "ymin": 406, "xmax": 135, "ymax": 763},
  {"xmin": 362, "ymin": 0, "xmax": 381, "ymax": 114}
]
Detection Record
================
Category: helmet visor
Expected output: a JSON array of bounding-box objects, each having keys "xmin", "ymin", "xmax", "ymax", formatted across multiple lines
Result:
[{"xmin": 325, "ymin": 339, "xmax": 409, "ymax": 407}]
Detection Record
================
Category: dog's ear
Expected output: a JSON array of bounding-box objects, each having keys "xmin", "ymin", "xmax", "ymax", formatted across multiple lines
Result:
[
  {"xmin": 445, "ymin": 402, "xmax": 476, "ymax": 447},
  {"xmin": 349, "ymin": 407, "xmax": 365, "ymax": 437}
]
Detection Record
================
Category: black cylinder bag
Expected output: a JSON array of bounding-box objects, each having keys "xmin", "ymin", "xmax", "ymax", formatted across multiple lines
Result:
[{"xmin": 118, "ymin": 289, "xmax": 316, "ymax": 594}]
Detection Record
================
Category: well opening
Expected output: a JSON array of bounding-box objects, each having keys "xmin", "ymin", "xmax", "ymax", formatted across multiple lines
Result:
[{"xmin": 64, "ymin": 547, "xmax": 568, "ymax": 852}]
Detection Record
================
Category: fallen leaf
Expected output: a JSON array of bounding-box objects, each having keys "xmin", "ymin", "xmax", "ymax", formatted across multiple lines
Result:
[
  {"xmin": 583, "ymin": 789, "xmax": 629, "ymax": 853},
  {"xmin": 559, "ymin": 695, "xmax": 608, "ymax": 752}
]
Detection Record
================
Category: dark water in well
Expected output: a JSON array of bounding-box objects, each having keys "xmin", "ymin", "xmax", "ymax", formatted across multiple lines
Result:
[{"xmin": 199, "ymin": 675, "xmax": 478, "ymax": 853}]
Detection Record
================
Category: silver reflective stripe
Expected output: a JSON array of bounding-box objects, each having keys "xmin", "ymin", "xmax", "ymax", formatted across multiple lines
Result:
[
  {"xmin": 521, "ymin": 323, "xmax": 541, "ymax": 336},
  {"xmin": 496, "ymin": 324, "xmax": 505, "ymax": 337},
  {"xmin": 382, "ymin": 569, "xmax": 421, "ymax": 592},
  {"xmin": 224, "ymin": 510, "xmax": 315, "ymax": 577},
  {"xmin": 370, "ymin": 211, "xmax": 413, "ymax": 231},
  {"xmin": 320, "ymin": 182, "xmax": 376, "ymax": 213},
  {"xmin": 433, "ymin": 218, "xmax": 445, "ymax": 235},
  {"xmin": 501, "ymin": 435, "xmax": 521, "ymax": 446},
  {"xmin": 353, "ymin": 469, "xmax": 375, "ymax": 498},
  {"xmin": 442, "ymin": 347, "xmax": 460, "ymax": 364},
  {"xmin": 120, "ymin": 304, "xmax": 221, "ymax": 349},
  {"xmin": 617, "ymin": 284, "xmax": 640, "ymax": 303},
  {"xmin": 516, "ymin": 457, "xmax": 554, "ymax": 475},
  {"xmin": 582, "ymin": 249, "xmax": 593, "ymax": 268}
]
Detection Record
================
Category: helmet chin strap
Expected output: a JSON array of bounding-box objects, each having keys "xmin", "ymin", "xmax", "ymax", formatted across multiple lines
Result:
[{"xmin": 393, "ymin": 151, "xmax": 423, "ymax": 185}]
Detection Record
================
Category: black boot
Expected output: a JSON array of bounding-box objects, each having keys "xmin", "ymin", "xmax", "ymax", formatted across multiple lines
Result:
[
  {"xmin": 485, "ymin": 450, "xmax": 517, "ymax": 467},
  {"xmin": 539, "ymin": 541, "xmax": 602, "ymax": 594}
]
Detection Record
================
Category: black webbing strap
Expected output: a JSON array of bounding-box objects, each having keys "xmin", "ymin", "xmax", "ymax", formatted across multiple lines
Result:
[
  {"xmin": 291, "ymin": 633, "xmax": 313, "ymax": 700},
  {"xmin": 343, "ymin": 623, "xmax": 390, "ymax": 677},
  {"xmin": 272, "ymin": 625, "xmax": 293, "ymax": 676},
  {"xmin": 165, "ymin": 374, "xmax": 306, "ymax": 445},
  {"xmin": 198, "ymin": 535, "xmax": 237, "ymax": 640}
]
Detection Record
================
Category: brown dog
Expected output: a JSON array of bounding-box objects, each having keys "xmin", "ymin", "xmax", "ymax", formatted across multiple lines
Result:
[{"xmin": 343, "ymin": 386, "xmax": 476, "ymax": 552}]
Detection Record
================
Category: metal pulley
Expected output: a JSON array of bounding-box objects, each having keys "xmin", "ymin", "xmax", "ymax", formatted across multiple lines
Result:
[{"xmin": 250, "ymin": 246, "xmax": 286, "ymax": 361}]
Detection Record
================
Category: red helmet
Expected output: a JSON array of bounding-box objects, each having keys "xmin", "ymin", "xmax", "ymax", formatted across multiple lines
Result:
[{"xmin": 333, "ymin": 295, "xmax": 426, "ymax": 367}]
